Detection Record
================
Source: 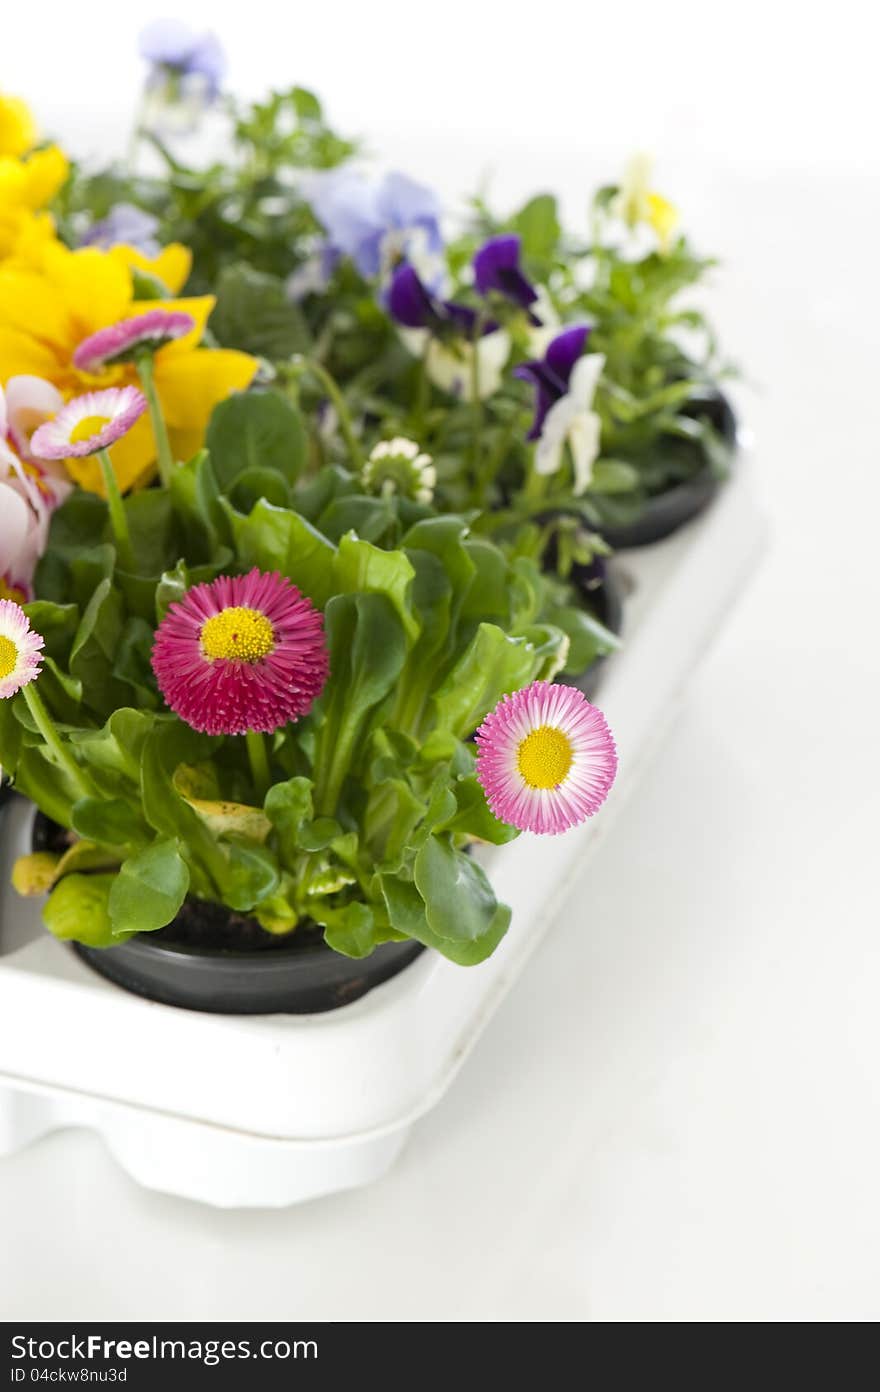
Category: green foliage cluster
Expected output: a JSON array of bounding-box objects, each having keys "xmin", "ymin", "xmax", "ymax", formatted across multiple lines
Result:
[{"xmin": 1, "ymin": 394, "xmax": 567, "ymax": 964}]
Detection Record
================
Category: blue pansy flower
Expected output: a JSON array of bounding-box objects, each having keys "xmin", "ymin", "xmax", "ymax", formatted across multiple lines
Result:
[
  {"xmin": 139, "ymin": 19, "xmax": 226, "ymax": 97},
  {"xmin": 81, "ymin": 204, "xmax": 161, "ymax": 257},
  {"xmin": 308, "ymin": 169, "xmax": 443, "ymax": 282}
]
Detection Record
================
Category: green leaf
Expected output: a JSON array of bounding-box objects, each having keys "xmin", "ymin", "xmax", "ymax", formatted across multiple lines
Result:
[
  {"xmin": 297, "ymin": 817, "xmax": 342, "ymax": 851},
  {"xmin": 265, "ymin": 775, "xmax": 315, "ymax": 866},
  {"xmin": 35, "ymin": 656, "xmax": 83, "ymax": 725},
  {"xmin": 512, "ymin": 193, "xmax": 560, "ymax": 262},
  {"xmin": 130, "ymin": 266, "xmax": 171, "ymax": 299},
  {"xmin": 381, "ymin": 859, "xmax": 510, "ymax": 967},
  {"xmin": 316, "ymin": 495, "xmax": 396, "ymax": 544},
  {"xmin": 334, "ymin": 533, "xmax": 419, "ymax": 642},
  {"xmin": 207, "ymin": 389, "xmax": 307, "ymax": 493},
  {"xmin": 549, "ymin": 606, "xmax": 620, "ymax": 676},
  {"xmin": 70, "ymin": 708, "xmax": 156, "ymax": 785},
  {"xmin": 155, "ymin": 561, "xmax": 189, "ymax": 623},
  {"xmin": 44, "ymin": 873, "xmax": 136, "ymax": 948},
  {"xmin": 414, "ymin": 836, "xmax": 511, "ymax": 964},
  {"xmin": 321, "ymin": 902, "xmax": 378, "ymax": 959},
  {"xmin": 71, "ymin": 797, "xmax": 150, "ymax": 852},
  {"xmin": 439, "ymin": 775, "xmax": 520, "ymax": 845},
  {"xmin": 113, "ymin": 617, "xmax": 160, "ymax": 709},
  {"xmin": 590, "ymin": 459, "xmax": 640, "ymax": 494},
  {"xmin": 431, "ymin": 623, "xmax": 540, "ymax": 739},
  {"xmin": 313, "ymin": 592, "xmax": 409, "ymax": 813},
  {"xmin": 108, "ymin": 839, "xmax": 190, "ymax": 935},
  {"xmin": 228, "ymin": 498, "xmax": 337, "ymax": 606},
  {"xmin": 140, "ymin": 722, "xmax": 225, "ymax": 898},
  {"xmin": 122, "ymin": 489, "xmax": 176, "ymax": 575},
  {"xmin": 325, "ymin": 592, "xmax": 408, "ymax": 723},
  {"xmin": 41, "ymin": 490, "xmax": 108, "ymax": 551},
  {"xmin": 220, "ymin": 839, "xmax": 280, "ymax": 912},
  {"xmin": 210, "ymin": 263, "xmax": 312, "ymax": 360},
  {"xmin": 69, "ymin": 576, "xmax": 128, "ymax": 716},
  {"xmin": 168, "ymin": 449, "xmax": 230, "ymax": 558},
  {"xmin": 229, "ymin": 467, "xmax": 293, "ymax": 513},
  {"xmin": 22, "ymin": 600, "xmax": 79, "ymax": 665},
  {"xmin": 291, "ymin": 85, "xmax": 323, "ymax": 120}
]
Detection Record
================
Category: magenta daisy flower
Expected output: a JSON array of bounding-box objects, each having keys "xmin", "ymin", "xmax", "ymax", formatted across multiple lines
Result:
[
  {"xmin": 475, "ymin": 680, "xmax": 617, "ymax": 834},
  {"xmin": 0, "ymin": 599, "xmax": 44, "ymax": 699},
  {"xmin": 30, "ymin": 387, "xmax": 147, "ymax": 460},
  {"xmin": 151, "ymin": 569, "xmax": 329, "ymax": 736},
  {"xmin": 72, "ymin": 309, "xmax": 196, "ymax": 374}
]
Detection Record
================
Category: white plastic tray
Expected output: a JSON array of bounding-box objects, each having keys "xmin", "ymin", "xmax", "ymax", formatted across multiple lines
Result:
[{"xmin": 0, "ymin": 459, "xmax": 766, "ymax": 1207}]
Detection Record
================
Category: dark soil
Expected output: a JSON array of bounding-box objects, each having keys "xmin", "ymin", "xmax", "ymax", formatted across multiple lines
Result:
[
  {"xmin": 152, "ymin": 899, "xmax": 325, "ymax": 954},
  {"xmin": 31, "ymin": 812, "xmax": 322, "ymax": 955}
]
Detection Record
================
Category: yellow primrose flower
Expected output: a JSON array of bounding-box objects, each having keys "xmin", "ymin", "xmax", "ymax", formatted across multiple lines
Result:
[
  {"xmin": 613, "ymin": 153, "xmax": 679, "ymax": 254},
  {"xmin": 0, "ymin": 237, "xmax": 258, "ymax": 493},
  {"xmin": 0, "ymin": 95, "xmax": 38, "ymax": 158}
]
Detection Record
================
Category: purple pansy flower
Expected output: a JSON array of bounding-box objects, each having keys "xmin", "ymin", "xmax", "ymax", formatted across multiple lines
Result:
[
  {"xmin": 308, "ymin": 168, "xmax": 443, "ymax": 281},
  {"xmin": 515, "ymin": 326, "xmax": 591, "ymax": 439},
  {"xmin": 139, "ymin": 19, "xmax": 226, "ymax": 98},
  {"xmin": 515, "ymin": 326, "xmax": 605, "ymax": 492},
  {"xmin": 388, "ymin": 262, "xmax": 495, "ymax": 339},
  {"xmin": 473, "ymin": 234, "xmax": 539, "ymax": 321},
  {"xmin": 80, "ymin": 204, "xmax": 161, "ymax": 257}
]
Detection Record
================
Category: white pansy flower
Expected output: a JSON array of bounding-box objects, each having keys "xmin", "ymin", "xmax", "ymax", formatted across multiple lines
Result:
[{"xmin": 400, "ymin": 327, "xmax": 511, "ymax": 404}]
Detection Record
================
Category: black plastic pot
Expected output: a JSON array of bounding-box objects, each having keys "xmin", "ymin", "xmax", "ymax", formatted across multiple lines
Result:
[
  {"xmin": 598, "ymin": 389, "xmax": 738, "ymax": 551},
  {"xmin": 32, "ymin": 813, "xmax": 423, "ymax": 1016},
  {"xmin": 563, "ymin": 558, "xmax": 625, "ymax": 701},
  {"xmin": 72, "ymin": 934, "xmax": 424, "ymax": 1016}
]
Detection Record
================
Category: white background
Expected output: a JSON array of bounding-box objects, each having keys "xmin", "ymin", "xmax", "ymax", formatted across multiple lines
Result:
[{"xmin": 2, "ymin": 0, "xmax": 880, "ymax": 1322}]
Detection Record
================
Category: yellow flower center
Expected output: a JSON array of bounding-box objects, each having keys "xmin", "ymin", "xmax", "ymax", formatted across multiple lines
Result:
[
  {"xmin": 69, "ymin": 414, "xmax": 112, "ymax": 445},
  {"xmin": 517, "ymin": 724, "xmax": 573, "ymax": 790},
  {"xmin": 0, "ymin": 635, "xmax": 19, "ymax": 680},
  {"xmin": 200, "ymin": 607, "xmax": 275, "ymax": 663}
]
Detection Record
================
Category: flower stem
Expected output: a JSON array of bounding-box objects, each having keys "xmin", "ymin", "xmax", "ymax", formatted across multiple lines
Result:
[
  {"xmin": 97, "ymin": 450, "xmax": 135, "ymax": 572},
  {"xmin": 22, "ymin": 684, "xmax": 93, "ymax": 800},
  {"xmin": 468, "ymin": 321, "xmax": 485, "ymax": 500},
  {"xmin": 313, "ymin": 720, "xmax": 358, "ymax": 819},
  {"xmin": 136, "ymin": 353, "xmax": 175, "ymax": 487},
  {"xmin": 288, "ymin": 356, "xmax": 363, "ymax": 471},
  {"xmin": 523, "ymin": 460, "xmax": 549, "ymax": 507},
  {"xmin": 246, "ymin": 730, "xmax": 272, "ymax": 804},
  {"xmin": 413, "ymin": 337, "xmax": 431, "ymax": 437},
  {"xmin": 474, "ymin": 407, "xmax": 524, "ymax": 510}
]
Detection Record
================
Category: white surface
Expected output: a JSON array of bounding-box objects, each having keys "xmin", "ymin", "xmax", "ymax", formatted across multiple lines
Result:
[
  {"xmin": 0, "ymin": 469, "xmax": 763, "ymax": 1206},
  {"xmin": 3, "ymin": 0, "xmax": 880, "ymax": 1323}
]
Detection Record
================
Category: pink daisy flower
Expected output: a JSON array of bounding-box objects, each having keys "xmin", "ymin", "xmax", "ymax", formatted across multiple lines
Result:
[
  {"xmin": 73, "ymin": 309, "xmax": 196, "ymax": 374},
  {"xmin": 151, "ymin": 568, "xmax": 329, "ymax": 736},
  {"xmin": 30, "ymin": 387, "xmax": 147, "ymax": 460},
  {"xmin": 0, "ymin": 600, "xmax": 44, "ymax": 700},
  {"xmin": 475, "ymin": 680, "xmax": 617, "ymax": 834}
]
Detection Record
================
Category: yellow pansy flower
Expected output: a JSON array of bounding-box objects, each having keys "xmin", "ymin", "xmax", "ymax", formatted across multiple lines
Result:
[
  {"xmin": 0, "ymin": 95, "xmax": 38, "ymax": 158},
  {"xmin": 0, "ymin": 144, "xmax": 69, "ymax": 260},
  {"xmin": 613, "ymin": 153, "xmax": 680, "ymax": 254},
  {"xmin": 0, "ymin": 93, "xmax": 68, "ymax": 261},
  {"xmin": 0, "ymin": 237, "xmax": 258, "ymax": 493}
]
